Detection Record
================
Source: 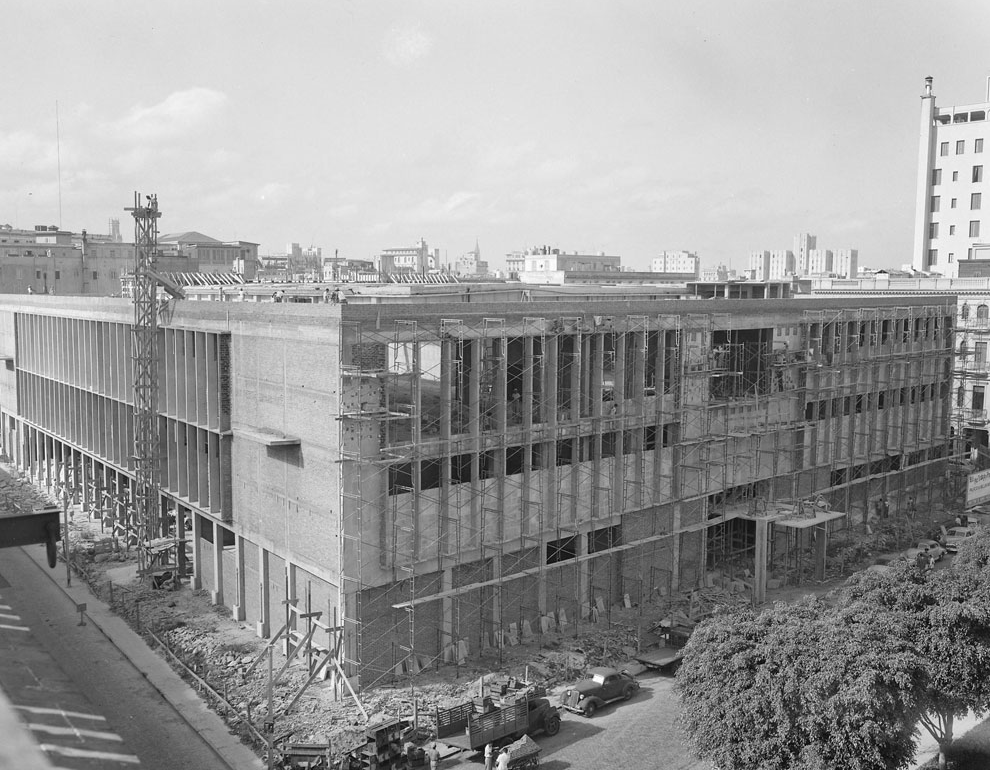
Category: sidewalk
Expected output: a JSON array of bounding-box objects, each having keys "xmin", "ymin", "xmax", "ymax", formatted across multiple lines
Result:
[{"xmin": 21, "ymin": 542, "xmax": 264, "ymax": 770}]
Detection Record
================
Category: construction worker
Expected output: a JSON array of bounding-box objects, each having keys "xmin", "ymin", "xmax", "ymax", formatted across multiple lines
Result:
[
  {"xmin": 484, "ymin": 742, "xmax": 494, "ymax": 770},
  {"xmin": 424, "ymin": 742, "xmax": 440, "ymax": 770},
  {"xmin": 495, "ymin": 746, "xmax": 510, "ymax": 770}
]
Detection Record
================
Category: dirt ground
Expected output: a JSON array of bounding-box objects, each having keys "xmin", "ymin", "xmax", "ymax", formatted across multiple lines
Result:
[{"xmin": 5, "ymin": 457, "xmax": 982, "ymax": 769}]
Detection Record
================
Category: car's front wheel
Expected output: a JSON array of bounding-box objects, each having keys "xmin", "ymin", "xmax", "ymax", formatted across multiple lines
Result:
[
  {"xmin": 544, "ymin": 713, "xmax": 561, "ymax": 736},
  {"xmin": 583, "ymin": 701, "xmax": 597, "ymax": 717}
]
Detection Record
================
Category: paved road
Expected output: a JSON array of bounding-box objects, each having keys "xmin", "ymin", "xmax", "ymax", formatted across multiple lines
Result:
[
  {"xmin": 440, "ymin": 673, "xmax": 708, "ymax": 770},
  {"xmin": 0, "ymin": 546, "xmax": 230, "ymax": 770}
]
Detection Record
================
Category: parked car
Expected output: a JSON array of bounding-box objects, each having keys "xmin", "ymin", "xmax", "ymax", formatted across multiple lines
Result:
[
  {"xmin": 902, "ymin": 540, "xmax": 945, "ymax": 568},
  {"xmin": 902, "ymin": 546, "xmax": 934, "ymax": 570},
  {"xmin": 559, "ymin": 667, "xmax": 640, "ymax": 717},
  {"xmin": 916, "ymin": 539, "xmax": 946, "ymax": 562},
  {"xmin": 943, "ymin": 526, "xmax": 977, "ymax": 553}
]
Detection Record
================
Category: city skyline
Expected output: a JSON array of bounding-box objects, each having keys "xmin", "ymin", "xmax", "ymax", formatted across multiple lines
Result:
[{"xmin": 2, "ymin": 1, "xmax": 989, "ymax": 271}]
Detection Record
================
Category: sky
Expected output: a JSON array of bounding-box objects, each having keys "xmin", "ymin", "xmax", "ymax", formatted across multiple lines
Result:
[{"xmin": 2, "ymin": 1, "xmax": 989, "ymax": 272}]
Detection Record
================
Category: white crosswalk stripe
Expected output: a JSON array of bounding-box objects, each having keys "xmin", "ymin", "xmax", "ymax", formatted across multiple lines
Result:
[
  {"xmin": 15, "ymin": 705, "xmax": 109, "ymax": 722},
  {"xmin": 29, "ymin": 723, "xmax": 124, "ymax": 741},
  {"xmin": 0, "ymin": 623, "xmax": 30, "ymax": 632},
  {"xmin": 39, "ymin": 744, "xmax": 140, "ymax": 764}
]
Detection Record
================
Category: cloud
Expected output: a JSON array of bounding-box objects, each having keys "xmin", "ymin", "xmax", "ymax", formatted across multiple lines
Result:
[
  {"xmin": 107, "ymin": 88, "xmax": 228, "ymax": 143},
  {"xmin": 399, "ymin": 191, "xmax": 481, "ymax": 223},
  {"xmin": 383, "ymin": 24, "xmax": 433, "ymax": 66},
  {"xmin": 255, "ymin": 182, "xmax": 290, "ymax": 203}
]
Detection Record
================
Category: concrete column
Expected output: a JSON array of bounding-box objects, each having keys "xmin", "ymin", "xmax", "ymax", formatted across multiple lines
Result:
[
  {"xmin": 813, "ymin": 523, "xmax": 828, "ymax": 582},
  {"xmin": 231, "ymin": 533, "xmax": 246, "ymax": 621},
  {"xmin": 257, "ymin": 545, "xmax": 270, "ymax": 638},
  {"xmin": 285, "ymin": 560, "xmax": 298, "ymax": 626},
  {"xmin": 489, "ymin": 553, "xmax": 502, "ymax": 647},
  {"xmin": 211, "ymin": 523, "xmax": 225, "ymax": 606},
  {"xmin": 191, "ymin": 513, "xmax": 203, "ymax": 590},
  {"xmin": 81, "ymin": 454, "xmax": 90, "ymax": 514},
  {"xmin": 577, "ymin": 532, "xmax": 590, "ymax": 618},
  {"xmin": 440, "ymin": 568, "xmax": 453, "ymax": 654},
  {"xmin": 753, "ymin": 518, "xmax": 770, "ymax": 605}
]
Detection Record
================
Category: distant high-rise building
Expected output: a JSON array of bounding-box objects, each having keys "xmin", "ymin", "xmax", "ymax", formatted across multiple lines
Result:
[
  {"xmin": 834, "ymin": 248, "xmax": 859, "ymax": 279},
  {"xmin": 767, "ymin": 250, "xmax": 795, "ymax": 280},
  {"xmin": 912, "ymin": 76, "xmax": 990, "ymax": 276},
  {"xmin": 748, "ymin": 250, "xmax": 771, "ymax": 280},
  {"xmin": 793, "ymin": 233, "xmax": 817, "ymax": 276},
  {"xmin": 651, "ymin": 250, "xmax": 700, "ymax": 278},
  {"xmin": 807, "ymin": 248, "xmax": 833, "ymax": 275}
]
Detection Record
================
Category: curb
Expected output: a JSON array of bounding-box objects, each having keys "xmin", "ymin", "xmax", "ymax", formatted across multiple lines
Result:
[{"xmin": 22, "ymin": 543, "xmax": 264, "ymax": 770}]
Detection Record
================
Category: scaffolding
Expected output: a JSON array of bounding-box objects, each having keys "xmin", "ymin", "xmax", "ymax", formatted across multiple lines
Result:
[{"xmin": 333, "ymin": 301, "xmax": 956, "ymax": 685}]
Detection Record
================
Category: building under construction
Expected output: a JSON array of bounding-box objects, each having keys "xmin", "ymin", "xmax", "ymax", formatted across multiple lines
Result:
[{"xmin": 0, "ymin": 289, "xmax": 954, "ymax": 687}]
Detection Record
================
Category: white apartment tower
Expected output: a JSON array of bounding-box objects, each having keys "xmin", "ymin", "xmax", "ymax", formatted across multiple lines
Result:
[
  {"xmin": 793, "ymin": 233, "xmax": 817, "ymax": 276},
  {"xmin": 651, "ymin": 250, "xmax": 700, "ymax": 277},
  {"xmin": 807, "ymin": 248, "xmax": 833, "ymax": 275},
  {"xmin": 834, "ymin": 248, "xmax": 859, "ymax": 279},
  {"xmin": 913, "ymin": 76, "xmax": 990, "ymax": 277}
]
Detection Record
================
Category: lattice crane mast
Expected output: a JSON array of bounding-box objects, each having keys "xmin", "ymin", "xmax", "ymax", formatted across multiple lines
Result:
[{"xmin": 126, "ymin": 193, "xmax": 162, "ymax": 574}]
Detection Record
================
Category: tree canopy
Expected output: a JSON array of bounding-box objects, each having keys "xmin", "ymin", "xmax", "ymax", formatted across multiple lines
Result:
[
  {"xmin": 840, "ymin": 545, "xmax": 990, "ymax": 769},
  {"xmin": 675, "ymin": 596, "xmax": 926, "ymax": 770}
]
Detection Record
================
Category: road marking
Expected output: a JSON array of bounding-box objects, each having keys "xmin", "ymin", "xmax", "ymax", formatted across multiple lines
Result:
[
  {"xmin": 29, "ymin": 723, "xmax": 124, "ymax": 741},
  {"xmin": 15, "ymin": 705, "xmax": 109, "ymax": 722},
  {"xmin": 0, "ymin": 612, "xmax": 23, "ymax": 620},
  {"xmin": 39, "ymin": 744, "xmax": 139, "ymax": 764},
  {"xmin": 0, "ymin": 604, "xmax": 12, "ymax": 610},
  {"xmin": 0, "ymin": 623, "xmax": 30, "ymax": 632}
]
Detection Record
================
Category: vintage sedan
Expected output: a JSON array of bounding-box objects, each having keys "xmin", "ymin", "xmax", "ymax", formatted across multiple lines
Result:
[
  {"xmin": 943, "ymin": 526, "xmax": 977, "ymax": 553},
  {"xmin": 559, "ymin": 667, "xmax": 640, "ymax": 717}
]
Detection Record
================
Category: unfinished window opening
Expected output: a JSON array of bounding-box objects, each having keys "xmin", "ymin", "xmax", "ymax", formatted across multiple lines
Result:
[
  {"xmin": 479, "ymin": 450, "xmax": 497, "ymax": 480},
  {"xmin": 556, "ymin": 438, "xmax": 574, "ymax": 466},
  {"xmin": 506, "ymin": 338, "xmax": 525, "ymax": 425},
  {"xmin": 644, "ymin": 425, "xmax": 658, "ymax": 450},
  {"xmin": 452, "ymin": 339, "xmax": 471, "ymax": 434},
  {"xmin": 557, "ymin": 335, "xmax": 576, "ymax": 416},
  {"xmin": 452, "ymin": 454, "xmax": 473, "ymax": 484},
  {"xmin": 588, "ymin": 525, "xmax": 621, "ymax": 554},
  {"xmin": 644, "ymin": 330, "xmax": 660, "ymax": 395},
  {"xmin": 546, "ymin": 534, "xmax": 578, "ymax": 564},
  {"xmin": 662, "ymin": 330, "xmax": 678, "ymax": 394},
  {"xmin": 710, "ymin": 328, "xmax": 772, "ymax": 400},
  {"xmin": 388, "ymin": 463, "xmax": 413, "ymax": 496},
  {"xmin": 420, "ymin": 459, "xmax": 442, "ymax": 490},
  {"xmin": 601, "ymin": 332, "xmax": 617, "ymax": 402},
  {"xmin": 602, "ymin": 431, "xmax": 617, "ymax": 458},
  {"xmin": 505, "ymin": 445, "xmax": 524, "ymax": 476}
]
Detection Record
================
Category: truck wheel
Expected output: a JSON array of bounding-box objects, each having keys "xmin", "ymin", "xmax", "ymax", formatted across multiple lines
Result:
[
  {"xmin": 622, "ymin": 685, "xmax": 635, "ymax": 701},
  {"xmin": 544, "ymin": 713, "xmax": 561, "ymax": 736},
  {"xmin": 583, "ymin": 701, "xmax": 597, "ymax": 717}
]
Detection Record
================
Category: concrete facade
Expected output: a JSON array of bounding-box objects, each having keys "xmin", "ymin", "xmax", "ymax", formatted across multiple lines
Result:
[{"xmin": 0, "ymin": 290, "xmax": 955, "ymax": 689}]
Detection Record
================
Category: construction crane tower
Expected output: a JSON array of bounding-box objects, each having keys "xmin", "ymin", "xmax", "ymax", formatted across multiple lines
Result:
[{"xmin": 126, "ymin": 192, "xmax": 162, "ymax": 574}]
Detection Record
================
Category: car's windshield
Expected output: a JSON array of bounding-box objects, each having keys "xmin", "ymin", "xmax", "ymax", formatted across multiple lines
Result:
[{"xmin": 591, "ymin": 674, "xmax": 606, "ymax": 685}]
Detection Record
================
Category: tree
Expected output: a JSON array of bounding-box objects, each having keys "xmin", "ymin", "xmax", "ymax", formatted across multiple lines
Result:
[
  {"xmin": 675, "ymin": 596, "xmax": 926, "ymax": 770},
  {"xmin": 840, "ymin": 558, "xmax": 990, "ymax": 770}
]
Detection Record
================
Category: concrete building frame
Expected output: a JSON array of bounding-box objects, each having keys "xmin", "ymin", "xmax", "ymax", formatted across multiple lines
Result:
[{"xmin": 0, "ymin": 292, "xmax": 955, "ymax": 690}]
